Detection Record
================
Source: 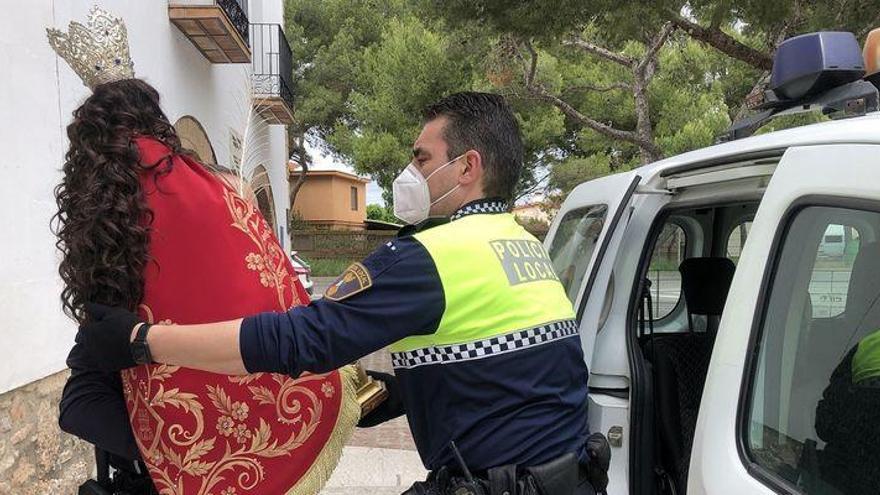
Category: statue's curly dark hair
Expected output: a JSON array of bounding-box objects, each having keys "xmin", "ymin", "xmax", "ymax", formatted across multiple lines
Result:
[{"xmin": 53, "ymin": 78, "xmax": 185, "ymax": 323}]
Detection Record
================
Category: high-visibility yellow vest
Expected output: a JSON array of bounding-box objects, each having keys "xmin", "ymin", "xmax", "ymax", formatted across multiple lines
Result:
[
  {"xmin": 853, "ymin": 329, "xmax": 880, "ymax": 384},
  {"xmin": 389, "ymin": 213, "xmax": 575, "ymax": 356}
]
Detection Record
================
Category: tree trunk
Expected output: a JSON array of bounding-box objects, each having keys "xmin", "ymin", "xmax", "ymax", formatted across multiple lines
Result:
[
  {"xmin": 631, "ymin": 25, "xmax": 672, "ymax": 164},
  {"xmin": 289, "ymin": 162, "xmax": 308, "ymax": 211},
  {"xmin": 287, "ymin": 132, "xmax": 311, "ymax": 229},
  {"xmin": 522, "ymin": 26, "xmax": 670, "ymax": 165},
  {"xmin": 670, "ymin": 14, "xmax": 773, "ymax": 70},
  {"xmin": 632, "ymin": 73, "xmax": 662, "ymax": 164}
]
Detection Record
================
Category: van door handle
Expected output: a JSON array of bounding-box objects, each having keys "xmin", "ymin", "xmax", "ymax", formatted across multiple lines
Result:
[{"xmin": 607, "ymin": 426, "xmax": 623, "ymax": 447}]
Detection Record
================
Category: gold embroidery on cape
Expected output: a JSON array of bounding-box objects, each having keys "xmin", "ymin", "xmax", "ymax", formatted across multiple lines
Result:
[
  {"xmin": 120, "ymin": 183, "xmax": 353, "ymax": 494},
  {"xmin": 123, "ymin": 305, "xmax": 336, "ymax": 495},
  {"xmin": 222, "ymin": 188, "xmax": 301, "ymax": 309}
]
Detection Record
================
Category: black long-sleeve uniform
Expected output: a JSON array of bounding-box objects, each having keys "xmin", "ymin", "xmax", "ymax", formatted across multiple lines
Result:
[{"xmin": 59, "ymin": 334, "xmax": 141, "ymax": 461}]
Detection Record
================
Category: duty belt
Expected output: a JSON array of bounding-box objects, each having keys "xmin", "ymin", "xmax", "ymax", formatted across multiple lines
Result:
[
  {"xmin": 403, "ymin": 433, "xmax": 610, "ymax": 495},
  {"xmin": 402, "ymin": 453, "xmax": 585, "ymax": 495}
]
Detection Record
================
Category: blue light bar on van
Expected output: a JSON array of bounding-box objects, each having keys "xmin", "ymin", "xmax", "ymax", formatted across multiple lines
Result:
[{"xmin": 770, "ymin": 32, "xmax": 865, "ymax": 101}]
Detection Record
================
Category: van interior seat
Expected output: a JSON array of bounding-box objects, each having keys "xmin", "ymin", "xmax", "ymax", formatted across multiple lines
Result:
[
  {"xmin": 807, "ymin": 242, "xmax": 880, "ymax": 368},
  {"xmin": 792, "ymin": 242, "xmax": 880, "ymax": 439},
  {"xmin": 645, "ymin": 257, "xmax": 736, "ymax": 494},
  {"xmin": 843, "ymin": 242, "xmax": 880, "ymax": 338}
]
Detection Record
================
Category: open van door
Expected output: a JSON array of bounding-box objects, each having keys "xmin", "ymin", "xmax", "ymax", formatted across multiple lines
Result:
[
  {"xmin": 691, "ymin": 144, "xmax": 880, "ymax": 494},
  {"xmin": 545, "ymin": 171, "xmax": 641, "ymax": 370}
]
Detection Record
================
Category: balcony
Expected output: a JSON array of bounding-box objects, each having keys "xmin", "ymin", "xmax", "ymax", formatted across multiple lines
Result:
[
  {"xmin": 250, "ymin": 23, "xmax": 295, "ymax": 124},
  {"xmin": 168, "ymin": 0, "xmax": 250, "ymax": 63}
]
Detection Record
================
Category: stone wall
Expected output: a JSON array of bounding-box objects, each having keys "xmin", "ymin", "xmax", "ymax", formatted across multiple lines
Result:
[{"xmin": 0, "ymin": 370, "xmax": 94, "ymax": 494}]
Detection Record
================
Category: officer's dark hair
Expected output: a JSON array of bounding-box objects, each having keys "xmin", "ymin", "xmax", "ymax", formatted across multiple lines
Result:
[{"xmin": 423, "ymin": 92, "xmax": 523, "ymax": 202}]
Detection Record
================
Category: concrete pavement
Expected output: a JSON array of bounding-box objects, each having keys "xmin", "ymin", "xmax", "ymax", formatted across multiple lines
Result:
[{"xmin": 320, "ymin": 446, "xmax": 426, "ymax": 494}]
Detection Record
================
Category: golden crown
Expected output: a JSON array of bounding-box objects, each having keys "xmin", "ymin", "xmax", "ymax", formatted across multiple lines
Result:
[{"xmin": 46, "ymin": 6, "xmax": 135, "ymax": 90}]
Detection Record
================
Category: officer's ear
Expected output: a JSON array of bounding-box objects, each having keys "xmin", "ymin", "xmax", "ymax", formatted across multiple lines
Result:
[{"xmin": 458, "ymin": 149, "xmax": 483, "ymax": 186}]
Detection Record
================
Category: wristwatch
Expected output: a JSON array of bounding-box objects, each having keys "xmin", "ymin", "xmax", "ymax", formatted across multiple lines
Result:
[{"xmin": 131, "ymin": 323, "xmax": 154, "ymax": 365}]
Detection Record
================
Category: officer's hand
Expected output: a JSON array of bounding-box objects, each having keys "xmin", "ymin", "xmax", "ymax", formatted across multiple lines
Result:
[
  {"xmin": 358, "ymin": 370, "xmax": 405, "ymax": 427},
  {"xmin": 79, "ymin": 303, "xmax": 144, "ymax": 372}
]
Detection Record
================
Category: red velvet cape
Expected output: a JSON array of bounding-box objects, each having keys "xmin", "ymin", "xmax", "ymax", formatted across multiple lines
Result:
[{"xmin": 120, "ymin": 137, "xmax": 356, "ymax": 495}]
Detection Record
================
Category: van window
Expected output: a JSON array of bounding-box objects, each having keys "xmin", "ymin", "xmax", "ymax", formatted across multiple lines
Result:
[
  {"xmin": 548, "ymin": 205, "xmax": 608, "ymax": 303},
  {"xmin": 808, "ymin": 224, "xmax": 861, "ymax": 318},
  {"xmin": 646, "ymin": 223, "xmax": 687, "ymax": 319},
  {"xmin": 727, "ymin": 221, "xmax": 752, "ymax": 263},
  {"xmin": 744, "ymin": 206, "xmax": 880, "ymax": 494}
]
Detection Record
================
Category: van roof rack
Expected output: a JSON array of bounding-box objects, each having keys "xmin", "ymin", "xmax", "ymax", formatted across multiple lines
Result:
[{"xmin": 719, "ymin": 31, "xmax": 879, "ymax": 142}]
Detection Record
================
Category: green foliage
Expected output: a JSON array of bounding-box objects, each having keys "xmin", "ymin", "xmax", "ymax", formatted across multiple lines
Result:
[
  {"xmin": 288, "ymin": 210, "xmax": 309, "ymax": 231},
  {"xmin": 366, "ymin": 204, "xmax": 398, "ymax": 223},
  {"xmin": 286, "ymin": 0, "xmax": 478, "ymax": 204},
  {"xmin": 332, "ymin": 15, "xmax": 476, "ymax": 201},
  {"xmin": 754, "ymin": 112, "xmax": 831, "ymax": 136},
  {"xmin": 286, "ymin": 0, "xmax": 880, "ymax": 201},
  {"xmin": 651, "ymin": 38, "xmax": 736, "ymax": 156},
  {"xmin": 420, "ymin": 0, "xmax": 606, "ymax": 39},
  {"xmin": 308, "ymin": 257, "xmax": 357, "ymax": 277},
  {"xmin": 678, "ymin": 0, "xmax": 880, "ymax": 39},
  {"xmin": 550, "ymin": 154, "xmax": 616, "ymax": 194},
  {"xmin": 285, "ymin": 0, "xmax": 562, "ymax": 203},
  {"xmin": 533, "ymin": 34, "xmax": 744, "ymax": 194}
]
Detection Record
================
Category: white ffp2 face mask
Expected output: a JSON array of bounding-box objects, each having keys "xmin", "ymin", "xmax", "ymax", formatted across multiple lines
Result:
[{"xmin": 392, "ymin": 155, "xmax": 463, "ymax": 225}]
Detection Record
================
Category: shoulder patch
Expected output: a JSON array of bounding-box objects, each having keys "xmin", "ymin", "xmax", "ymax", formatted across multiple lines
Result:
[{"xmin": 324, "ymin": 262, "xmax": 373, "ymax": 301}]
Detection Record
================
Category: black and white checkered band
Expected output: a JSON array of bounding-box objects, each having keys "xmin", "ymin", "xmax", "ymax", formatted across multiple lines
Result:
[
  {"xmin": 391, "ymin": 319, "xmax": 579, "ymax": 370},
  {"xmin": 450, "ymin": 199, "xmax": 509, "ymax": 221}
]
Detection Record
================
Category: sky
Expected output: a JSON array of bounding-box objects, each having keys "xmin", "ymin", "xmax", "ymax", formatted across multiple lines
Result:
[{"xmin": 305, "ymin": 140, "xmax": 385, "ymax": 206}]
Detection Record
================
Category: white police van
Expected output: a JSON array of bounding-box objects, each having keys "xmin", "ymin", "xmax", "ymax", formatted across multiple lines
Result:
[{"xmin": 545, "ymin": 31, "xmax": 880, "ymax": 495}]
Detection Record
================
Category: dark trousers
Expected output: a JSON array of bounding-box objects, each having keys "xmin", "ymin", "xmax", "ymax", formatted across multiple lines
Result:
[{"xmin": 575, "ymin": 465, "xmax": 598, "ymax": 495}]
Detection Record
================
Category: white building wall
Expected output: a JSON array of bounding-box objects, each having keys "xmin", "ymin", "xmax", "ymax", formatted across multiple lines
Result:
[
  {"xmin": 269, "ymin": 125, "xmax": 291, "ymax": 243},
  {"xmin": 0, "ymin": 0, "xmax": 290, "ymax": 394},
  {"xmin": 0, "ymin": 0, "xmax": 68, "ymax": 396},
  {"xmin": 255, "ymin": 0, "xmax": 290, "ymax": 243},
  {"xmin": 260, "ymin": 0, "xmax": 285, "ymax": 24}
]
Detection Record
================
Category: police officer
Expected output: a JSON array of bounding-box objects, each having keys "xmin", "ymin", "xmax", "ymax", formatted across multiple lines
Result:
[
  {"xmin": 814, "ymin": 328, "xmax": 880, "ymax": 494},
  {"xmin": 78, "ymin": 92, "xmax": 604, "ymax": 494}
]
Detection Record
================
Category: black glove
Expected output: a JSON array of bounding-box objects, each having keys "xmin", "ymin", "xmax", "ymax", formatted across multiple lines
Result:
[
  {"xmin": 585, "ymin": 432, "xmax": 611, "ymax": 494},
  {"xmin": 79, "ymin": 303, "xmax": 144, "ymax": 372},
  {"xmin": 358, "ymin": 370, "xmax": 406, "ymax": 427}
]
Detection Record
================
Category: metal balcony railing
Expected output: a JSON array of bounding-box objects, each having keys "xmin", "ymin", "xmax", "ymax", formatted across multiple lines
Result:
[
  {"xmin": 169, "ymin": 0, "xmax": 251, "ymax": 62},
  {"xmin": 249, "ymin": 23, "xmax": 294, "ymax": 112},
  {"xmin": 218, "ymin": 0, "xmax": 249, "ymax": 46}
]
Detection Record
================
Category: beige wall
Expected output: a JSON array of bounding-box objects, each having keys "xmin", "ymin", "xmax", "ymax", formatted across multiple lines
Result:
[
  {"xmin": 174, "ymin": 115, "xmax": 217, "ymax": 165},
  {"xmin": 293, "ymin": 172, "xmax": 368, "ymax": 229},
  {"xmin": 0, "ymin": 371, "xmax": 93, "ymax": 494}
]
